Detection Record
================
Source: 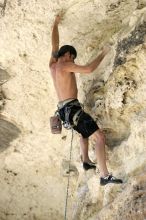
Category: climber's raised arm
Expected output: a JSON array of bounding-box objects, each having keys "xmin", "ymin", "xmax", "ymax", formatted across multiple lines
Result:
[
  {"xmin": 49, "ymin": 15, "xmax": 62, "ymax": 67},
  {"xmin": 86, "ymin": 46, "xmax": 110, "ymax": 72},
  {"xmin": 61, "ymin": 46, "xmax": 110, "ymax": 74}
]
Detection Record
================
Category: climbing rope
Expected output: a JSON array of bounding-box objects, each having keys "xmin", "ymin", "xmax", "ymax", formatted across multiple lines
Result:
[{"xmin": 64, "ymin": 129, "xmax": 74, "ymax": 220}]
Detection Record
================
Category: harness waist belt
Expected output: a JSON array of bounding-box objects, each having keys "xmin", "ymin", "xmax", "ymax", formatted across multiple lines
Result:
[{"xmin": 58, "ymin": 98, "xmax": 78, "ymax": 109}]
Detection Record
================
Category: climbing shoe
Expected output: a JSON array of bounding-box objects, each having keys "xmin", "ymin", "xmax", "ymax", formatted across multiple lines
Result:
[
  {"xmin": 83, "ymin": 161, "xmax": 96, "ymax": 170},
  {"xmin": 100, "ymin": 174, "xmax": 123, "ymax": 186}
]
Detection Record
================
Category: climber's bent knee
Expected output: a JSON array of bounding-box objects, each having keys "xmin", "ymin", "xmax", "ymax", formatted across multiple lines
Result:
[{"xmin": 91, "ymin": 129, "xmax": 105, "ymax": 143}]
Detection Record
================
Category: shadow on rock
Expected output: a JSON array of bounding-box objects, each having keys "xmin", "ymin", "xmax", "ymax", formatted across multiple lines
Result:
[
  {"xmin": 0, "ymin": 68, "xmax": 10, "ymax": 84},
  {"xmin": 0, "ymin": 117, "xmax": 21, "ymax": 152},
  {"xmin": 103, "ymin": 127, "xmax": 130, "ymax": 149}
]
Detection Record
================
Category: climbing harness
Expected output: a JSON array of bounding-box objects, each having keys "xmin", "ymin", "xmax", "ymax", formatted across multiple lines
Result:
[
  {"xmin": 72, "ymin": 109, "xmax": 83, "ymax": 126},
  {"xmin": 63, "ymin": 106, "xmax": 72, "ymax": 129},
  {"xmin": 50, "ymin": 99, "xmax": 83, "ymax": 133},
  {"xmin": 64, "ymin": 129, "xmax": 74, "ymax": 220},
  {"xmin": 57, "ymin": 99, "xmax": 84, "ymax": 130}
]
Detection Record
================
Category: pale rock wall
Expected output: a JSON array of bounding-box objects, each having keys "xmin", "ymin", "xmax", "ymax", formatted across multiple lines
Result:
[{"xmin": 0, "ymin": 0, "xmax": 146, "ymax": 220}]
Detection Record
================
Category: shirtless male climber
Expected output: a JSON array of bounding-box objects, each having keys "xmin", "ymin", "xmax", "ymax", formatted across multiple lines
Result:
[{"xmin": 49, "ymin": 14, "xmax": 123, "ymax": 186}]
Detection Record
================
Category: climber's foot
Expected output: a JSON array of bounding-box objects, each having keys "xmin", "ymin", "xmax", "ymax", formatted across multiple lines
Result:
[
  {"xmin": 100, "ymin": 174, "xmax": 123, "ymax": 186},
  {"xmin": 83, "ymin": 161, "xmax": 96, "ymax": 171}
]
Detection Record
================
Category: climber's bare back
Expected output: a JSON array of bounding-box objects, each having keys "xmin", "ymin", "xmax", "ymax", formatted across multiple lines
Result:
[{"xmin": 50, "ymin": 62, "xmax": 78, "ymax": 101}]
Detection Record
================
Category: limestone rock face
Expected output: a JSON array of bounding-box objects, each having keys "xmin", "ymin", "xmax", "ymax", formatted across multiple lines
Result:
[{"xmin": 0, "ymin": 0, "xmax": 146, "ymax": 220}]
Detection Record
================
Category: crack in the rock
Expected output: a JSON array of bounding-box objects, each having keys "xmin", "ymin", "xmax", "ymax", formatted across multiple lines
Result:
[
  {"xmin": 0, "ymin": 0, "xmax": 7, "ymax": 16},
  {"xmin": 114, "ymin": 21, "xmax": 146, "ymax": 68}
]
